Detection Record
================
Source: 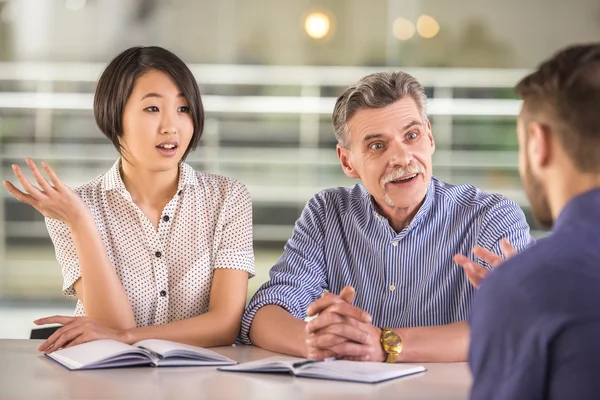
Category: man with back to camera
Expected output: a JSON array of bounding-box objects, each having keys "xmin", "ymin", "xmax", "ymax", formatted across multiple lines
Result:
[{"xmin": 469, "ymin": 42, "xmax": 600, "ymax": 399}]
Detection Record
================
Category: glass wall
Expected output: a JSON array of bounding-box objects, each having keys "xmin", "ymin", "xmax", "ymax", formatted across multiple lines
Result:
[{"xmin": 1, "ymin": 0, "xmax": 598, "ymax": 338}]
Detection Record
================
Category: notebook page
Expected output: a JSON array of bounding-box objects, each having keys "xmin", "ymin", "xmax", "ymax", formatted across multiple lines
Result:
[
  {"xmin": 299, "ymin": 360, "xmax": 426, "ymax": 383},
  {"xmin": 134, "ymin": 339, "xmax": 234, "ymax": 362},
  {"xmin": 220, "ymin": 356, "xmax": 303, "ymax": 372},
  {"xmin": 47, "ymin": 340, "xmax": 142, "ymax": 369}
]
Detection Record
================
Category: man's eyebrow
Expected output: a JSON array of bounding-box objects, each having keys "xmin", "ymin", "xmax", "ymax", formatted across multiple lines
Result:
[
  {"xmin": 362, "ymin": 120, "xmax": 422, "ymax": 142},
  {"xmin": 402, "ymin": 120, "xmax": 422, "ymax": 131},
  {"xmin": 363, "ymin": 133, "xmax": 384, "ymax": 142}
]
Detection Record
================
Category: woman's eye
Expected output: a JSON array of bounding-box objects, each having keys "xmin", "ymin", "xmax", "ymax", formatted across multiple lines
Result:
[
  {"xmin": 178, "ymin": 106, "xmax": 190, "ymax": 113},
  {"xmin": 144, "ymin": 106, "xmax": 159, "ymax": 112}
]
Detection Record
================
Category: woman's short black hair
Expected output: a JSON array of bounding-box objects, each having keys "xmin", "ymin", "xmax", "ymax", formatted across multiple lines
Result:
[{"xmin": 93, "ymin": 46, "xmax": 204, "ymax": 161}]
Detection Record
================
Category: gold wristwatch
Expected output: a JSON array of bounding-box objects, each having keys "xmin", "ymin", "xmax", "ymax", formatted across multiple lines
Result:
[{"xmin": 380, "ymin": 328, "xmax": 403, "ymax": 363}]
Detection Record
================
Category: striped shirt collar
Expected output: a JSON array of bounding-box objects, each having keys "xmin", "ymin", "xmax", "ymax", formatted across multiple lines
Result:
[
  {"xmin": 101, "ymin": 158, "xmax": 198, "ymax": 193},
  {"xmin": 366, "ymin": 177, "xmax": 436, "ymax": 232}
]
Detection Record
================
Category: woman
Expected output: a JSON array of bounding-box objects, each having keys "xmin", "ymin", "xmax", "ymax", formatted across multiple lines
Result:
[{"xmin": 3, "ymin": 46, "xmax": 254, "ymax": 352}]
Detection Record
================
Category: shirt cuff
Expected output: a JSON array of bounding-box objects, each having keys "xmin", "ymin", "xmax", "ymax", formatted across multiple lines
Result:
[{"xmin": 237, "ymin": 296, "xmax": 300, "ymax": 345}]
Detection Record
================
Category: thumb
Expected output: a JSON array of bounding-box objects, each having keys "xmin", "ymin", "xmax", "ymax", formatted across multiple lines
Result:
[
  {"xmin": 339, "ymin": 286, "xmax": 356, "ymax": 304},
  {"xmin": 500, "ymin": 238, "xmax": 517, "ymax": 259}
]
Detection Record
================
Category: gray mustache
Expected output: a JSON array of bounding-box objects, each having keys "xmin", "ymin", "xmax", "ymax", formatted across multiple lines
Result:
[{"xmin": 381, "ymin": 166, "xmax": 424, "ymax": 186}]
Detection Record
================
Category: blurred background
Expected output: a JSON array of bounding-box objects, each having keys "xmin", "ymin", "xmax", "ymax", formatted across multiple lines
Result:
[{"xmin": 0, "ymin": 0, "xmax": 598, "ymax": 338}]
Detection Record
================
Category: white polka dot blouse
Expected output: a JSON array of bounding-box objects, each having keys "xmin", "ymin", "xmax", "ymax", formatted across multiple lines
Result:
[{"xmin": 45, "ymin": 159, "xmax": 255, "ymax": 327}]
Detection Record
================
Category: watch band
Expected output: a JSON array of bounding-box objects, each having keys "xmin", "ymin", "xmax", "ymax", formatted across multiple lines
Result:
[{"xmin": 385, "ymin": 352, "xmax": 399, "ymax": 363}]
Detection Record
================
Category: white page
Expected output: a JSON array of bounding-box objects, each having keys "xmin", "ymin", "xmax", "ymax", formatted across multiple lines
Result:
[
  {"xmin": 220, "ymin": 356, "xmax": 302, "ymax": 372},
  {"xmin": 48, "ymin": 340, "xmax": 144, "ymax": 370},
  {"xmin": 134, "ymin": 339, "xmax": 235, "ymax": 363},
  {"xmin": 221, "ymin": 356, "xmax": 426, "ymax": 383},
  {"xmin": 299, "ymin": 360, "xmax": 426, "ymax": 383}
]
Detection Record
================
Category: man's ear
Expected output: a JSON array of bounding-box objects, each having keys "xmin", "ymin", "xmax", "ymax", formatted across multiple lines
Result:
[
  {"xmin": 337, "ymin": 145, "xmax": 360, "ymax": 179},
  {"xmin": 526, "ymin": 121, "xmax": 552, "ymax": 173},
  {"xmin": 425, "ymin": 119, "xmax": 435, "ymax": 154}
]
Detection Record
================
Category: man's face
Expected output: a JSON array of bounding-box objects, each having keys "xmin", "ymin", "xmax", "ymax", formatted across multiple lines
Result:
[
  {"xmin": 338, "ymin": 97, "xmax": 435, "ymax": 217},
  {"xmin": 517, "ymin": 114, "xmax": 554, "ymax": 229}
]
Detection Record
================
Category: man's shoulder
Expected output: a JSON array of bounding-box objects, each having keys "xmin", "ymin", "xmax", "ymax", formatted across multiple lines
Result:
[
  {"xmin": 308, "ymin": 184, "xmax": 367, "ymax": 212},
  {"xmin": 432, "ymin": 178, "xmax": 521, "ymax": 216}
]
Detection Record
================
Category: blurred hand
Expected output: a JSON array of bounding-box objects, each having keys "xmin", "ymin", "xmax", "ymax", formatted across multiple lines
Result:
[
  {"xmin": 304, "ymin": 286, "xmax": 386, "ymax": 362},
  {"xmin": 2, "ymin": 158, "xmax": 89, "ymax": 227},
  {"xmin": 34, "ymin": 316, "xmax": 129, "ymax": 353},
  {"xmin": 453, "ymin": 238, "xmax": 517, "ymax": 288}
]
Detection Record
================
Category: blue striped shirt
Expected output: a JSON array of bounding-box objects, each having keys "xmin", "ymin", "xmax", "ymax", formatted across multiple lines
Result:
[{"xmin": 239, "ymin": 177, "xmax": 534, "ymax": 344}]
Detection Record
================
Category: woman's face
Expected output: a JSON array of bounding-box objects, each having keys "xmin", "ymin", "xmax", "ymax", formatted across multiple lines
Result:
[{"xmin": 120, "ymin": 69, "xmax": 194, "ymax": 172}]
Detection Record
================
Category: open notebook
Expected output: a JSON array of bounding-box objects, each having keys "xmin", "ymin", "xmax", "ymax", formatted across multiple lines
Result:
[
  {"xmin": 220, "ymin": 356, "xmax": 426, "ymax": 383},
  {"xmin": 45, "ymin": 339, "xmax": 237, "ymax": 370}
]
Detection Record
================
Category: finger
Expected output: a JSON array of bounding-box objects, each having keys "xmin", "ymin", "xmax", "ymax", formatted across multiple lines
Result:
[
  {"xmin": 11, "ymin": 164, "xmax": 45, "ymax": 199},
  {"xmin": 472, "ymin": 246, "xmax": 504, "ymax": 267},
  {"xmin": 453, "ymin": 254, "xmax": 472, "ymax": 269},
  {"xmin": 306, "ymin": 311, "xmax": 347, "ymax": 334},
  {"xmin": 47, "ymin": 327, "xmax": 85, "ymax": 353},
  {"xmin": 306, "ymin": 348, "xmax": 337, "ymax": 360},
  {"xmin": 306, "ymin": 304, "xmax": 371, "ymax": 333},
  {"xmin": 314, "ymin": 323, "xmax": 371, "ymax": 345},
  {"xmin": 26, "ymin": 159, "xmax": 55, "ymax": 193},
  {"xmin": 454, "ymin": 255, "xmax": 488, "ymax": 287},
  {"xmin": 38, "ymin": 321, "xmax": 82, "ymax": 352},
  {"xmin": 340, "ymin": 355, "xmax": 370, "ymax": 362},
  {"xmin": 465, "ymin": 267, "xmax": 488, "ymax": 288},
  {"xmin": 338, "ymin": 286, "xmax": 355, "ymax": 304},
  {"xmin": 500, "ymin": 238, "xmax": 517, "ymax": 258},
  {"xmin": 307, "ymin": 294, "xmax": 345, "ymax": 317},
  {"xmin": 306, "ymin": 332, "xmax": 347, "ymax": 349},
  {"xmin": 34, "ymin": 315, "xmax": 79, "ymax": 326},
  {"xmin": 42, "ymin": 319, "xmax": 92, "ymax": 353},
  {"xmin": 2, "ymin": 180, "xmax": 39, "ymax": 206},
  {"xmin": 320, "ymin": 301, "xmax": 372, "ymax": 324},
  {"xmin": 327, "ymin": 341, "xmax": 373, "ymax": 358},
  {"xmin": 41, "ymin": 162, "xmax": 66, "ymax": 190}
]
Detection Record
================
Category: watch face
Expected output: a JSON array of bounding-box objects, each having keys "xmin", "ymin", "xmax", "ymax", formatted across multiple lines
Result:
[{"xmin": 383, "ymin": 330, "xmax": 402, "ymax": 348}]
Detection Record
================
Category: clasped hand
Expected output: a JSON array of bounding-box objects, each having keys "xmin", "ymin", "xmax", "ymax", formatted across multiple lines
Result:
[{"xmin": 304, "ymin": 286, "xmax": 386, "ymax": 362}]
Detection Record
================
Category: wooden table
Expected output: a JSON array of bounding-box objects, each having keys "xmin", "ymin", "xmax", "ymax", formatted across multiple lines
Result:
[{"xmin": 0, "ymin": 339, "xmax": 472, "ymax": 400}]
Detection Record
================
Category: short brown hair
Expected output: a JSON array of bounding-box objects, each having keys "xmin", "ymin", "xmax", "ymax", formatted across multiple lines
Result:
[
  {"xmin": 93, "ymin": 46, "xmax": 204, "ymax": 160},
  {"xmin": 332, "ymin": 71, "xmax": 428, "ymax": 148},
  {"xmin": 516, "ymin": 43, "xmax": 600, "ymax": 172}
]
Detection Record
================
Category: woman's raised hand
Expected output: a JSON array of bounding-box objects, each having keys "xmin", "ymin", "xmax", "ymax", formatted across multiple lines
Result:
[{"xmin": 3, "ymin": 158, "xmax": 89, "ymax": 226}]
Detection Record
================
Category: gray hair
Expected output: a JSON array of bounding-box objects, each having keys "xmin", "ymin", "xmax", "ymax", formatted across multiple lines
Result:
[{"xmin": 332, "ymin": 71, "xmax": 428, "ymax": 148}]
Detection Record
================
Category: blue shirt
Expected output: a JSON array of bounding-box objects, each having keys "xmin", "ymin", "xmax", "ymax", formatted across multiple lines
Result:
[
  {"xmin": 469, "ymin": 188, "xmax": 600, "ymax": 400},
  {"xmin": 239, "ymin": 177, "xmax": 534, "ymax": 344}
]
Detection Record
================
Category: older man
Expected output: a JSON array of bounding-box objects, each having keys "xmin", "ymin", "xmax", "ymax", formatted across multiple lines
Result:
[{"xmin": 239, "ymin": 71, "xmax": 534, "ymax": 362}]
